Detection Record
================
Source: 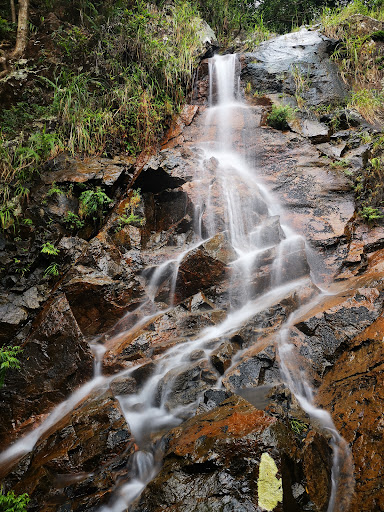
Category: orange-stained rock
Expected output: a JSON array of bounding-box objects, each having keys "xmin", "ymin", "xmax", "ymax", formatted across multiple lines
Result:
[
  {"xmin": 132, "ymin": 394, "xmax": 332, "ymax": 512},
  {"xmin": 316, "ymin": 313, "xmax": 384, "ymax": 512}
]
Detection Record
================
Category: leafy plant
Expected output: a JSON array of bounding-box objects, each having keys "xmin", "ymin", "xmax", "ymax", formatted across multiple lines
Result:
[
  {"xmin": 41, "ymin": 242, "xmax": 60, "ymax": 256},
  {"xmin": 63, "ymin": 211, "xmax": 84, "ymax": 230},
  {"xmin": 79, "ymin": 187, "xmax": 112, "ymax": 221},
  {"xmin": 46, "ymin": 182, "xmax": 65, "ymax": 198},
  {"xmin": 359, "ymin": 206, "xmax": 384, "ymax": 223},
  {"xmin": 331, "ymin": 158, "xmax": 351, "ymax": 169},
  {"xmin": 44, "ymin": 262, "xmax": 60, "ymax": 277},
  {"xmin": 0, "ymin": 488, "xmax": 29, "ymax": 512},
  {"xmin": 115, "ymin": 189, "xmax": 144, "ymax": 231},
  {"xmin": 290, "ymin": 418, "xmax": 308, "ymax": 435},
  {"xmin": 0, "ymin": 346, "xmax": 22, "ymax": 388},
  {"xmin": 267, "ymin": 104, "xmax": 295, "ymax": 130},
  {"xmin": 22, "ymin": 218, "xmax": 33, "ymax": 227}
]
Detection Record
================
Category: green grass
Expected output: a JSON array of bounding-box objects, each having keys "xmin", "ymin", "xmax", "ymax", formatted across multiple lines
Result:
[{"xmin": 320, "ymin": 0, "xmax": 384, "ymax": 122}]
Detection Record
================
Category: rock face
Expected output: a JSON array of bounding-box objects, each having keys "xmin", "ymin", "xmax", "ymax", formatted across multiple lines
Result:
[
  {"xmin": 2, "ymin": 24, "xmax": 384, "ymax": 512},
  {"xmin": 132, "ymin": 394, "xmax": 332, "ymax": 512},
  {"xmin": 1, "ymin": 391, "xmax": 134, "ymax": 512},
  {"xmin": 242, "ymin": 28, "xmax": 347, "ymax": 106},
  {"xmin": 0, "ymin": 294, "xmax": 93, "ymax": 450}
]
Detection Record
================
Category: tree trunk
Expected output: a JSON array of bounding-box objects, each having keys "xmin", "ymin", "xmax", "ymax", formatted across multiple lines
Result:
[
  {"xmin": 11, "ymin": 0, "xmax": 29, "ymax": 59},
  {"xmin": 10, "ymin": 0, "xmax": 16, "ymax": 23}
]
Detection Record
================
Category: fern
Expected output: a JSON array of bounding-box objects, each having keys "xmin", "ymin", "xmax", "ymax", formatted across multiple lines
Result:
[{"xmin": 0, "ymin": 346, "xmax": 22, "ymax": 388}]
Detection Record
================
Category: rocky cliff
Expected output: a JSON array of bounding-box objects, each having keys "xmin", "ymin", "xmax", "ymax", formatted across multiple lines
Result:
[{"xmin": 0, "ymin": 27, "xmax": 383, "ymax": 512}]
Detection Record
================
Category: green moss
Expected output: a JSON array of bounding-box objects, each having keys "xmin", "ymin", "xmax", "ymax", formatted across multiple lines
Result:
[{"xmin": 257, "ymin": 452, "xmax": 283, "ymax": 511}]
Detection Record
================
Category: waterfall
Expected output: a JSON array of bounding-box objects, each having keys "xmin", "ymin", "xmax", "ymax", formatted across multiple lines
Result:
[{"xmin": 0, "ymin": 54, "xmax": 354, "ymax": 512}]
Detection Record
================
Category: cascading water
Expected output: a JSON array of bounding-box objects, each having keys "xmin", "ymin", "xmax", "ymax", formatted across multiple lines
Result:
[{"xmin": 0, "ymin": 54, "xmax": 354, "ymax": 511}]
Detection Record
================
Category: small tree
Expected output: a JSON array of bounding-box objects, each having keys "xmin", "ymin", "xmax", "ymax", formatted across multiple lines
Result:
[{"xmin": 11, "ymin": 0, "xmax": 29, "ymax": 59}]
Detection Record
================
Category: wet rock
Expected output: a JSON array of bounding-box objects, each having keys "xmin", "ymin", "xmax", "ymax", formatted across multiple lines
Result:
[
  {"xmin": 58, "ymin": 236, "xmax": 88, "ymax": 263},
  {"xmin": 2, "ymin": 391, "xmax": 134, "ymax": 512},
  {"xmin": 288, "ymin": 116, "xmax": 330, "ymax": 143},
  {"xmin": 42, "ymin": 154, "xmax": 134, "ymax": 187},
  {"xmin": 0, "ymin": 294, "xmax": 93, "ymax": 450},
  {"xmin": 291, "ymin": 287, "xmax": 384, "ymax": 377},
  {"xmin": 0, "ymin": 300, "xmax": 28, "ymax": 343},
  {"xmin": 132, "ymin": 395, "xmax": 332, "ymax": 512},
  {"xmin": 44, "ymin": 191, "xmax": 78, "ymax": 219},
  {"xmin": 161, "ymin": 105, "xmax": 199, "ymax": 150},
  {"xmin": 223, "ymin": 344, "xmax": 280, "ymax": 390},
  {"xmin": 174, "ymin": 243, "xmax": 228, "ymax": 303},
  {"xmin": 62, "ymin": 235, "xmax": 145, "ymax": 335},
  {"xmin": 342, "ymin": 144, "xmax": 371, "ymax": 171},
  {"xmin": 210, "ymin": 339, "xmax": 240, "ymax": 374},
  {"xmin": 201, "ymin": 231, "xmax": 237, "ymax": 264},
  {"xmin": 110, "ymin": 375, "xmax": 137, "ymax": 396},
  {"xmin": 156, "ymin": 359, "xmax": 219, "ymax": 411},
  {"xmin": 316, "ymin": 312, "xmax": 384, "ymax": 512},
  {"xmin": 316, "ymin": 142, "xmax": 346, "ymax": 159},
  {"xmin": 251, "ymin": 215, "xmax": 286, "ymax": 248},
  {"xmin": 103, "ymin": 302, "xmax": 226, "ymax": 374},
  {"xmin": 142, "ymin": 189, "xmax": 195, "ymax": 249},
  {"xmin": 251, "ymin": 127, "xmax": 355, "ymax": 282},
  {"xmin": 63, "ymin": 266, "xmax": 143, "ymax": 336},
  {"xmin": 242, "ymin": 28, "xmax": 346, "ymax": 106},
  {"xmin": 0, "ymin": 281, "xmax": 49, "ymax": 344},
  {"xmin": 135, "ymin": 148, "xmax": 195, "ymax": 193}
]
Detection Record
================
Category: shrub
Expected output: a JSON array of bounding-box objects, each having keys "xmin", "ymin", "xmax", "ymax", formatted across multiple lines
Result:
[
  {"xmin": 79, "ymin": 187, "xmax": 112, "ymax": 221},
  {"xmin": 63, "ymin": 211, "xmax": 84, "ymax": 230},
  {"xmin": 267, "ymin": 105, "xmax": 294, "ymax": 130}
]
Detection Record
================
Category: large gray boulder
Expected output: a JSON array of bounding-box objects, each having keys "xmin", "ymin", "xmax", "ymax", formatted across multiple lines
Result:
[{"xmin": 242, "ymin": 28, "xmax": 347, "ymax": 106}]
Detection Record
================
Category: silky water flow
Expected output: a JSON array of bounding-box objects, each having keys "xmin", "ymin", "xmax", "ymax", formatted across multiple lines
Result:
[{"xmin": 0, "ymin": 54, "xmax": 354, "ymax": 511}]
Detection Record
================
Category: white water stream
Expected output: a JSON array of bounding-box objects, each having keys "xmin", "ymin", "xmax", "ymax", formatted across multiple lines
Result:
[{"xmin": 0, "ymin": 54, "xmax": 353, "ymax": 511}]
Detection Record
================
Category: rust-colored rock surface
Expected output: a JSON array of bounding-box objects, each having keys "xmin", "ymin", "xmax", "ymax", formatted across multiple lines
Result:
[{"xmin": 132, "ymin": 394, "xmax": 332, "ymax": 512}]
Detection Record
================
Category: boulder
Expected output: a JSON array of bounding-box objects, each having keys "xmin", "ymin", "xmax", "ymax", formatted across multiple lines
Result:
[
  {"xmin": 0, "ymin": 285, "xmax": 50, "ymax": 344},
  {"xmin": 62, "ymin": 235, "xmax": 145, "ymax": 335},
  {"xmin": 135, "ymin": 148, "xmax": 196, "ymax": 193},
  {"xmin": 42, "ymin": 154, "xmax": 134, "ymax": 187},
  {"xmin": 222, "ymin": 344, "xmax": 280, "ymax": 390},
  {"xmin": 242, "ymin": 28, "xmax": 347, "ymax": 106},
  {"xmin": 290, "ymin": 286, "xmax": 384, "ymax": 377},
  {"xmin": 63, "ymin": 267, "xmax": 143, "ymax": 335},
  {"xmin": 174, "ymin": 240, "xmax": 229, "ymax": 303},
  {"xmin": 288, "ymin": 116, "xmax": 330, "ymax": 143}
]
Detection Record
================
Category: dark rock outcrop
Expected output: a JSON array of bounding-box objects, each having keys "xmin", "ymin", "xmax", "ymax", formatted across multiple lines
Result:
[
  {"xmin": 1, "ymin": 391, "xmax": 134, "ymax": 512},
  {"xmin": 0, "ymin": 294, "xmax": 93, "ymax": 450}
]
